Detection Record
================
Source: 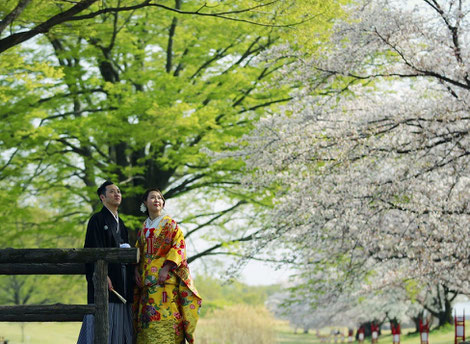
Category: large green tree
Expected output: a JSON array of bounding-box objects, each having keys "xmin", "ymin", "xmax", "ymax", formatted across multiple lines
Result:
[{"xmin": 0, "ymin": 0, "xmax": 343, "ymax": 263}]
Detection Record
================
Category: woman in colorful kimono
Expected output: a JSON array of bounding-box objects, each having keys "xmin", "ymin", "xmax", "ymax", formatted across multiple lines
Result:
[{"xmin": 133, "ymin": 188, "xmax": 202, "ymax": 344}]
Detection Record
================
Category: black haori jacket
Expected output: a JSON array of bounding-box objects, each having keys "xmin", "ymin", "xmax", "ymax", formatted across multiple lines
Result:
[{"xmin": 84, "ymin": 206, "xmax": 134, "ymax": 304}]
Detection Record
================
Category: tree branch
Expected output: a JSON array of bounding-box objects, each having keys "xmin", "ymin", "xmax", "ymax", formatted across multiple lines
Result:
[
  {"xmin": 70, "ymin": 0, "xmax": 283, "ymax": 25},
  {"xmin": 0, "ymin": 0, "xmax": 98, "ymax": 54},
  {"xmin": 188, "ymin": 229, "xmax": 262, "ymax": 263},
  {"xmin": 185, "ymin": 200, "xmax": 247, "ymax": 238},
  {"xmin": 0, "ymin": 0, "xmax": 32, "ymax": 36}
]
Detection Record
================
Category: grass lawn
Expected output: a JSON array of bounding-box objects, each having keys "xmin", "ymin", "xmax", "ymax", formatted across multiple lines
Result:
[
  {"xmin": 0, "ymin": 322, "xmax": 81, "ymax": 344},
  {"xmin": 0, "ymin": 320, "xmax": 467, "ymax": 344},
  {"xmin": 276, "ymin": 320, "xmax": 319, "ymax": 344},
  {"xmin": 276, "ymin": 322, "xmax": 468, "ymax": 344}
]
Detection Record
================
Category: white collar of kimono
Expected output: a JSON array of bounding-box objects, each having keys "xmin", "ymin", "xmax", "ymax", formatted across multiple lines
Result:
[{"xmin": 145, "ymin": 215, "xmax": 164, "ymax": 229}]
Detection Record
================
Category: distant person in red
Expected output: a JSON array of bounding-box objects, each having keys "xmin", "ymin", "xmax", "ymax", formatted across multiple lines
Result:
[{"xmin": 77, "ymin": 180, "xmax": 134, "ymax": 344}]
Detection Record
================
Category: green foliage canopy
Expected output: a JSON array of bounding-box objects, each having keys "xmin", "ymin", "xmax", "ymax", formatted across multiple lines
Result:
[
  {"xmin": 0, "ymin": 0, "xmax": 347, "ymax": 308},
  {"xmin": 0, "ymin": 0, "xmax": 346, "ymax": 257}
]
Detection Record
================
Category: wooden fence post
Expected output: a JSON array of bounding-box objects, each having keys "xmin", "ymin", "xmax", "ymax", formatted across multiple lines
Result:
[{"xmin": 93, "ymin": 259, "xmax": 108, "ymax": 344}]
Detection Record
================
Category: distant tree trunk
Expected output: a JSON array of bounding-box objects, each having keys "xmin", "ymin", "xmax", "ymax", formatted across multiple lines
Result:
[
  {"xmin": 420, "ymin": 284, "xmax": 456, "ymax": 328},
  {"xmin": 435, "ymin": 296, "xmax": 453, "ymax": 327},
  {"xmin": 410, "ymin": 311, "xmax": 424, "ymax": 334}
]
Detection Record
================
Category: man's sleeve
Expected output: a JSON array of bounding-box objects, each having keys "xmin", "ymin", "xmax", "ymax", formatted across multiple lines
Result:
[
  {"xmin": 84, "ymin": 214, "xmax": 103, "ymax": 280},
  {"xmin": 85, "ymin": 214, "xmax": 104, "ymax": 248}
]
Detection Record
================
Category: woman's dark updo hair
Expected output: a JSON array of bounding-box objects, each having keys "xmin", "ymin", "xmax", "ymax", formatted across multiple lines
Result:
[{"xmin": 142, "ymin": 188, "xmax": 165, "ymax": 216}]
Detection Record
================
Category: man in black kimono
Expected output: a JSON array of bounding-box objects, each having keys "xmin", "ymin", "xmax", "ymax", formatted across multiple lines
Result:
[{"xmin": 77, "ymin": 180, "xmax": 134, "ymax": 344}]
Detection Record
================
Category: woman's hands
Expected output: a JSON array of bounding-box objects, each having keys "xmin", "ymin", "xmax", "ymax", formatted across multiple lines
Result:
[
  {"xmin": 135, "ymin": 266, "xmax": 143, "ymax": 287},
  {"xmin": 158, "ymin": 261, "xmax": 176, "ymax": 285},
  {"xmin": 135, "ymin": 261, "xmax": 177, "ymax": 287}
]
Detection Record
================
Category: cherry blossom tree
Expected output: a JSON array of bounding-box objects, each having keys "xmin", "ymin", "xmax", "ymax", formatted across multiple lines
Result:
[
  {"xmin": 236, "ymin": 0, "xmax": 470, "ymax": 323},
  {"xmin": 269, "ymin": 269, "xmax": 425, "ymax": 333}
]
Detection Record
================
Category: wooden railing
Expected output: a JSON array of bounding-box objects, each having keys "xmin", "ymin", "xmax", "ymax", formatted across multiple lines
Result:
[{"xmin": 0, "ymin": 248, "xmax": 139, "ymax": 344}]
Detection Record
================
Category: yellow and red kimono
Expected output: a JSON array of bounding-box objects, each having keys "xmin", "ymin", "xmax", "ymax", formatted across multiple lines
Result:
[{"xmin": 133, "ymin": 215, "xmax": 202, "ymax": 344}]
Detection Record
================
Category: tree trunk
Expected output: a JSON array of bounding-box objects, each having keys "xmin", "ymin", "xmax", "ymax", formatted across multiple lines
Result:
[
  {"xmin": 437, "ymin": 297, "xmax": 453, "ymax": 327},
  {"xmin": 410, "ymin": 315, "xmax": 421, "ymax": 334}
]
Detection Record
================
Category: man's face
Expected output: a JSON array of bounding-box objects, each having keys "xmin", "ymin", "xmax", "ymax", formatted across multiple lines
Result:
[{"xmin": 100, "ymin": 184, "xmax": 121, "ymax": 208}]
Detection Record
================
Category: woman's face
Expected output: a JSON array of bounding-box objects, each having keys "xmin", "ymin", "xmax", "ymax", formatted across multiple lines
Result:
[{"xmin": 145, "ymin": 191, "xmax": 164, "ymax": 214}]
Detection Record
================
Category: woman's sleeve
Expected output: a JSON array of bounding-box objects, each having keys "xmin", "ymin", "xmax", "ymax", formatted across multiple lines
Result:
[
  {"xmin": 135, "ymin": 226, "xmax": 144, "ymax": 265},
  {"xmin": 166, "ymin": 221, "xmax": 187, "ymax": 267},
  {"xmin": 135, "ymin": 229, "xmax": 141, "ymax": 249}
]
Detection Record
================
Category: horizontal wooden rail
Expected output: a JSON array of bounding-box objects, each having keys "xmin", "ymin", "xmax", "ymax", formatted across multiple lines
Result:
[
  {"xmin": 0, "ymin": 263, "xmax": 85, "ymax": 275},
  {"xmin": 0, "ymin": 304, "xmax": 95, "ymax": 322},
  {"xmin": 0, "ymin": 248, "xmax": 137, "ymax": 343},
  {"xmin": 0, "ymin": 248, "xmax": 139, "ymax": 264}
]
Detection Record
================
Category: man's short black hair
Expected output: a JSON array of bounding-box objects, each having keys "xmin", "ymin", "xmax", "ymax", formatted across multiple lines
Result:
[{"xmin": 97, "ymin": 180, "xmax": 114, "ymax": 199}]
